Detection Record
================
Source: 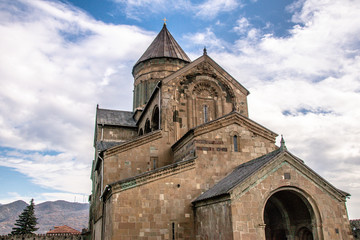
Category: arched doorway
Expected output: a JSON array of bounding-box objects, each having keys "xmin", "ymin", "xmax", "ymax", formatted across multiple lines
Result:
[{"xmin": 264, "ymin": 190, "xmax": 316, "ymax": 240}]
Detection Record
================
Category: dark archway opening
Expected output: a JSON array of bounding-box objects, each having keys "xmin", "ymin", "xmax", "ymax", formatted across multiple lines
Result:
[
  {"xmin": 144, "ymin": 119, "xmax": 151, "ymax": 134},
  {"xmin": 151, "ymin": 106, "xmax": 159, "ymax": 131},
  {"xmin": 264, "ymin": 190, "xmax": 314, "ymax": 240},
  {"xmin": 139, "ymin": 128, "xmax": 143, "ymax": 136}
]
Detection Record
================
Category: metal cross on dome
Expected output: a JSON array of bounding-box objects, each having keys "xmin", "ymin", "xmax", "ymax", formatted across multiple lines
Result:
[{"xmin": 163, "ymin": 17, "xmax": 167, "ymax": 25}]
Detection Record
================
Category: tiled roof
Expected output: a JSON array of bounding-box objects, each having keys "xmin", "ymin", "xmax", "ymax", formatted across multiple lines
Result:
[
  {"xmin": 193, "ymin": 148, "xmax": 282, "ymax": 203},
  {"xmin": 134, "ymin": 24, "xmax": 191, "ymax": 68},
  {"xmin": 96, "ymin": 141, "xmax": 124, "ymax": 152},
  {"xmin": 46, "ymin": 225, "xmax": 80, "ymax": 235},
  {"xmin": 97, "ymin": 108, "xmax": 136, "ymax": 127}
]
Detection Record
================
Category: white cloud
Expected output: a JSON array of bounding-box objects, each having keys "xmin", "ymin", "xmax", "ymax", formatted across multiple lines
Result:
[
  {"xmin": 113, "ymin": 0, "xmax": 192, "ymax": 20},
  {"xmin": 233, "ymin": 17, "xmax": 250, "ymax": 34},
  {"xmin": 0, "ymin": 0, "xmax": 154, "ymax": 197},
  {"xmin": 113, "ymin": 0, "xmax": 241, "ymax": 20},
  {"xmin": 195, "ymin": 0, "xmax": 242, "ymax": 19}
]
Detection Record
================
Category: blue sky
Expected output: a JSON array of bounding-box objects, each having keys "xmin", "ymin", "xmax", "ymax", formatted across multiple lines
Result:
[{"xmin": 0, "ymin": 0, "xmax": 359, "ymax": 219}]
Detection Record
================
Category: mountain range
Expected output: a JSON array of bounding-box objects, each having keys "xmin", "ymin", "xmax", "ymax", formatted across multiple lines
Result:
[{"xmin": 0, "ymin": 200, "xmax": 89, "ymax": 235}]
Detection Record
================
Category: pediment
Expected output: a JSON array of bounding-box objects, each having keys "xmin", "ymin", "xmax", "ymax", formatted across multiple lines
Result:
[{"xmin": 193, "ymin": 149, "xmax": 349, "ymax": 204}]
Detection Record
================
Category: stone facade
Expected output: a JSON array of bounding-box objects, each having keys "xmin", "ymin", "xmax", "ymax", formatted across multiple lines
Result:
[{"xmin": 89, "ymin": 24, "xmax": 353, "ymax": 240}]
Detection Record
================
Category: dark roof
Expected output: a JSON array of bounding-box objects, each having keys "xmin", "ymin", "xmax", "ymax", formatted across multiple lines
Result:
[
  {"xmin": 134, "ymin": 24, "xmax": 191, "ymax": 68},
  {"xmin": 97, "ymin": 108, "xmax": 136, "ymax": 127},
  {"xmin": 96, "ymin": 141, "xmax": 124, "ymax": 152},
  {"xmin": 193, "ymin": 148, "xmax": 282, "ymax": 203}
]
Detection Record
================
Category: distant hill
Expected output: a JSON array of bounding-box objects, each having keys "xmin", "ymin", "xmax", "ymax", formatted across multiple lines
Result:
[{"xmin": 0, "ymin": 200, "xmax": 89, "ymax": 235}]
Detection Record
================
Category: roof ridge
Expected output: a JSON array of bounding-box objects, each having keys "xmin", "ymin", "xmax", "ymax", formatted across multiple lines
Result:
[{"xmin": 97, "ymin": 108, "xmax": 133, "ymax": 113}]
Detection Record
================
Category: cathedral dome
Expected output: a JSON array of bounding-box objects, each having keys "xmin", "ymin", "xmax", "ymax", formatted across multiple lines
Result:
[
  {"xmin": 132, "ymin": 24, "xmax": 191, "ymax": 110},
  {"xmin": 133, "ymin": 23, "xmax": 190, "ymax": 70}
]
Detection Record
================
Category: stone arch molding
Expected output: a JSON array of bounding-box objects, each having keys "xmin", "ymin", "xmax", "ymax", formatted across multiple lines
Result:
[
  {"xmin": 261, "ymin": 186, "xmax": 324, "ymax": 240},
  {"xmin": 188, "ymin": 76, "xmax": 222, "ymax": 98},
  {"xmin": 192, "ymin": 61, "xmax": 236, "ymax": 99},
  {"xmin": 193, "ymin": 81, "xmax": 218, "ymax": 98}
]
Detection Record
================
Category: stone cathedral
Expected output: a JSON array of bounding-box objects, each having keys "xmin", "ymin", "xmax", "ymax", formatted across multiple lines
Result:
[{"xmin": 89, "ymin": 24, "xmax": 353, "ymax": 240}]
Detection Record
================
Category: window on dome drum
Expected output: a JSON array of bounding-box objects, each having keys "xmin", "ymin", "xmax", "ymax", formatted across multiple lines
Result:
[
  {"xmin": 203, "ymin": 105, "xmax": 208, "ymax": 123},
  {"xmin": 145, "ymin": 83, "xmax": 148, "ymax": 101}
]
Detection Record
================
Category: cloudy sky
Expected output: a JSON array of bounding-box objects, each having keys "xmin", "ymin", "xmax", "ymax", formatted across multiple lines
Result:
[{"xmin": 0, "ymin": 0, "xmax": 359, "ymax": 219}]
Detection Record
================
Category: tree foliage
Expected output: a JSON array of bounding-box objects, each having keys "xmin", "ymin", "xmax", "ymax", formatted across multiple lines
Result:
[{"xmin": 11, "ymin": 199, "xmax": 38, "ymax": 235}]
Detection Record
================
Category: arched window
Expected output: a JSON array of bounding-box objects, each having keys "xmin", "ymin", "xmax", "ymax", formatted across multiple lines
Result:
[
  {"xmin": 139, "ymin": 128, "xmax": 143, "ymax": 136},
  {"xmin": 144, "ymin": 119, "xmax": 151, "ymax": 134},
  {"xmin": 203, "ymin": 105, "xmax": 208, "ymax": 123},
  {"xmin": 151, "ymin": 106, "xmax": 160, "ymax": 130},
  {"xmin": 233, "ymin": 135, "xmax": 238, "ymax": 152},
  {"xmin": 231, "ymin": 133, "xmax": 241, "ymax": 152}
]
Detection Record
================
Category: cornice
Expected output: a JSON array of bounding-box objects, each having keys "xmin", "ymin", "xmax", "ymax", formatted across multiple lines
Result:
[
  {"xmin": 194, "ymin": 112, "xmax": 277, "ymax": 142},
  {"xmin": 172, "ymin": 111, "xmax": 277, "ymax": 152}
]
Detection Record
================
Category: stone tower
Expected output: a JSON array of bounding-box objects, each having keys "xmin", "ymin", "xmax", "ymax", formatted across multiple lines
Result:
[{"xmin": 132, "ymin": 24, "xmax": 191, "ymax": 110}]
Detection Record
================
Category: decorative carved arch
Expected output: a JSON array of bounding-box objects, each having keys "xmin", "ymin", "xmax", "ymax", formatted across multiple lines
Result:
[
  {"xmin": 192, "ymin": 81, "xmax": 219, "ymax": 98},
  {"xmin": 192, "ymin": 62, "xmax": 236, "ymax": 99}
]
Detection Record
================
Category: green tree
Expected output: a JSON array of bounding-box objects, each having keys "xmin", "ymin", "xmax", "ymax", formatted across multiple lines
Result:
[{"xmin": 11, "ymin": 199, "xmax": 38, "ymax": 235}]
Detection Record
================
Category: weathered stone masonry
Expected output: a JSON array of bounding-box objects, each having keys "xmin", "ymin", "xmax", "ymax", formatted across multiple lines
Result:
[{"xmin": 89, "ymin": 23, "xmax": 353, "ymax": 240}]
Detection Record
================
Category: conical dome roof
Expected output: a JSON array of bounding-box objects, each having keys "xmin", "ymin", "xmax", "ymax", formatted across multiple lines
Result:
[{"xmin": 134, "ymin": 24, "xmax": 191, "ymax": 68}]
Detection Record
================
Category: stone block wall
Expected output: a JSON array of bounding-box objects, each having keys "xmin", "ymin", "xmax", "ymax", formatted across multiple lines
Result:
[
  {"xmin": 101, "ymin": 119, "xmax": 278, "ymax": 239},
  {"xmin": 103, "ymin": 131, "xmax": 173, "ymax": 188},
  {"xmin": 97, "ymin": 126, "xmax": 137, "ymax": 143},
  {"xmin": 194, "ymin": 197, "xmax": 233, "ymax": 240},
  {"xmin": 105, "ymin": 164, "xmax": 197, "ymax": 240}
]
